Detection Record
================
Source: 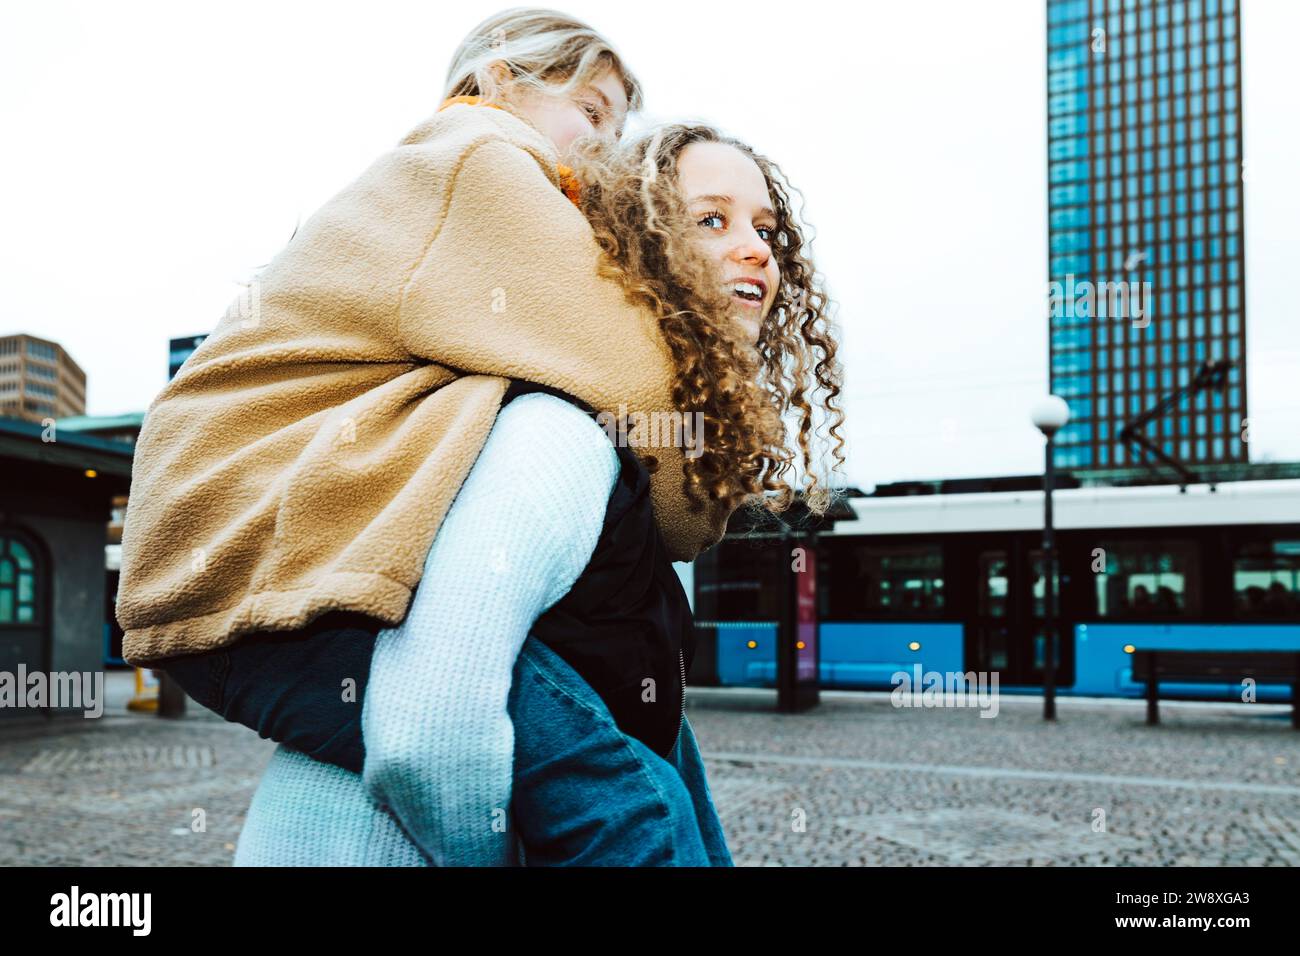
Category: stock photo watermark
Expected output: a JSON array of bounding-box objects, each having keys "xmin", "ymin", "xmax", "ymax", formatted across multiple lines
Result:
[
  {"xmin": 49, "ymin": 887, "xmax": 151, "ymax": 936},
  {"xmin": 223, "ymin": 277, "xmax": 262, "ymax": 331},
  {"xmin": 594, "ymin": 403, "xmax": 706, "ymax": 459},
  {"xmin": 1048, "ymin": 273, "xmax": 1153, "ymax": 328},
  {"xmin": 890, "ymin": 665, "xmax": 1000, "ymax": 718},
  {"xmin": 0, "ymin": 666, "xmax": 104, "ymax": 718}
]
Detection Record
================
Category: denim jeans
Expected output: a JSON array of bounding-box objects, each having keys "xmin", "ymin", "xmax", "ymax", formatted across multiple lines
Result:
[
  {"xmin": 161, "ymin": 618, "xmax": 732, "ymax": 866},
  {"xmin": 509, "ymin": 634, "xmax": 731, "ymax": 865}
]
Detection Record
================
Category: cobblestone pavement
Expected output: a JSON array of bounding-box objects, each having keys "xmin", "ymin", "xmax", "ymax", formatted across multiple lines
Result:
[
  {"xmin": 2, "ymin": 672, "xmax": 1297, "ymax": 866},
  {"xmin": 689, "ymin": 688, "xmax": 1300, "ymax": 866}
]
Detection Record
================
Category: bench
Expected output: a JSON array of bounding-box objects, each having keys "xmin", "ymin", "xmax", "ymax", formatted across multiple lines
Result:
[{"xmin": 1130, "ymin": 650, "xmax": 1300, "ymax": 729}]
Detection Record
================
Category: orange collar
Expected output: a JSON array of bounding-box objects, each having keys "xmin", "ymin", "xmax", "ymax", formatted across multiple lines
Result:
[{"xmin": 438, "ymin": 96, "xmax": 581, "ymax": 207}]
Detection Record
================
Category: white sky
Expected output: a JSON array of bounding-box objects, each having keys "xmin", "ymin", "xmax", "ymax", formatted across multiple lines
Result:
[{"xmin": 2, "ymin": 0, "xmax": 1296, "ymax": 489}]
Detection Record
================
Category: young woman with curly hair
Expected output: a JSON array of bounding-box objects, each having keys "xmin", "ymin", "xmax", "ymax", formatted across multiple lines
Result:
[
  {"xmin": 118, "ymin": 9, "xmax": 844, "ymax": 865},
  {"xmin": 575, "ymin": 122, "xmax": 846, "ymax": 520}
]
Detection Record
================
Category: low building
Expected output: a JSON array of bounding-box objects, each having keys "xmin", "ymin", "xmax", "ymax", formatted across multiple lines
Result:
[
  {"xmin": 56, "ymin": 413, "xmax": 145, "ymax": 664},
  {"xmin": 0, "ymin": 417, "xmax": 132, "ymax": 719}
]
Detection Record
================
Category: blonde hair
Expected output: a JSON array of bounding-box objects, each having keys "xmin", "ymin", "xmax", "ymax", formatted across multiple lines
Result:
[
  {"xmin": 572, "ymin": 125, "xmax": 848, "ymax": 520},
  {"xmin": 444, "ymin": 8, "xmax": 644, "ymax": 112}
]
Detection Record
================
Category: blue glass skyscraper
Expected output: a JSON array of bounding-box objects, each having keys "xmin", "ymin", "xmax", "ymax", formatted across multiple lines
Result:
[
  {"xmin": 168, "ymin": 334, "xmax": 208, "ymax": 380},
  {"xmin": 1046, "ymin": 0, "xmax": 1245, "ymax": 474}
]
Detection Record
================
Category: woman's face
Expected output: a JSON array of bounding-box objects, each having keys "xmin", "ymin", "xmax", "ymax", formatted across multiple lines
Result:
[
  {"xmin": 676, "ymin": 141, "xmax": 780, "ymax": 346},
  {"xmin": 505, "ymin": 66, "xmax": 629, "ymax": 159}
]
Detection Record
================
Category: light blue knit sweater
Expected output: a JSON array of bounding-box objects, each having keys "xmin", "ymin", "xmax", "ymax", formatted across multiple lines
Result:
[{"xmin": 234, "ymin": 392, "xmax": 620, "ymax": 866}]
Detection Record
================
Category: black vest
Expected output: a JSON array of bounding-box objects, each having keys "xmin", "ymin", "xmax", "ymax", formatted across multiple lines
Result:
[{"xmin": 499, "ymin": 378, "xmax": 695, "ymax": 759}]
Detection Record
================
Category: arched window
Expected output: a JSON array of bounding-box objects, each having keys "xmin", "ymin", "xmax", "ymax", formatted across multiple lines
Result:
[{"xmin": 0, "ymin": 533, "xmax": 39, "ymax": 624}]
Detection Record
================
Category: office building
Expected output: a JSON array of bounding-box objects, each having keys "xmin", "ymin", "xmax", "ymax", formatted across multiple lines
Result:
[
  {"xmin": 168, "ymin": 334, "xmax": 209, "ymax": 380},
  {"xmin": 0, "ymin": 333, "xmax": 87, "ymax": 424},
  {"xmin": 1046, "ymin": 0, "xmax": 1245, "ymax": 474}
]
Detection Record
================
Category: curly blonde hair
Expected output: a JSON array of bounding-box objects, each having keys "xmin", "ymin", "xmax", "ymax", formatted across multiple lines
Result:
[{"xmin": 571, "ymin": 124, "xmax": 848, "ymax": 522}]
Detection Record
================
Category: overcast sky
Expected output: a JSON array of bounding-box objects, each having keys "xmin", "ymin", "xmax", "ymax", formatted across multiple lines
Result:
[{"xmin": 2, "ymin": 0, "xmax": 1296, "ymax": 489}]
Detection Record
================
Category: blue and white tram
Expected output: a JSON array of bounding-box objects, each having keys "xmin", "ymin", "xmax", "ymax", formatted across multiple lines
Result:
[{"xmin": 692, "ymin": 478, "xmax": 1300, "ymax": 701}]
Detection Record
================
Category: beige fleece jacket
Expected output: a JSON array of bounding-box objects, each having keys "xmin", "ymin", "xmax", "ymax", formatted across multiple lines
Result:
[{"xmin": 116, "ymin": 102, "xmax": 732, "ymax": 666}]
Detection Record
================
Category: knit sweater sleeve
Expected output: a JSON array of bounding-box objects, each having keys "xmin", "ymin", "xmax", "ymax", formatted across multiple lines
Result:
[{"xmin": 360, "ymin": 391, "xmax": 619, "ymax": 866}]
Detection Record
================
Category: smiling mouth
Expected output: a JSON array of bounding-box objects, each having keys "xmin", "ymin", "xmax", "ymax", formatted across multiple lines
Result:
[{"xmin": 729, "ymin": 278, "xmax": 767, "ymax": 308}]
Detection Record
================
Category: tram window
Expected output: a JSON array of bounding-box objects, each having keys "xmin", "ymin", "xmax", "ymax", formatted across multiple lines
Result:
[
  {"xmin": 1234, "ymin": 540, "xmax": 1300, "ymax": 619},
  {"xmin": 978, "ymin": 551, "xmax": 1009, "ymax": 618},
  {"xmin": 693, "ymin": 538, "xmax": 785, "ymax": 621},
  {"xmin": 831, "ymin": 543, "xmax": 944, "ymax": 618},
  {"xmin": 1030, "ymin": 551, "xmax": 1063, "ymax": 617},
  {"xmin": 1094, "ymin": 539, "xmax": 1201, "ymax": 617}
]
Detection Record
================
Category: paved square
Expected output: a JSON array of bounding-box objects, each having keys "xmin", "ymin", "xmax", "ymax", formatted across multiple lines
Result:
[
  {"xmin": 687, "ymin": 687, "xmax": 1300, "ymax": 866},
  {"xmin": 1, "ymin": 673, "xmax": 1297, "ymax": 866}
]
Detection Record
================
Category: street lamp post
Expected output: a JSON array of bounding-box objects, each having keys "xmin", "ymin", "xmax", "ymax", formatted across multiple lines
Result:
[{"xmin": 1031, "ymin": 396, "xmax": 1070, "ymax": 722}]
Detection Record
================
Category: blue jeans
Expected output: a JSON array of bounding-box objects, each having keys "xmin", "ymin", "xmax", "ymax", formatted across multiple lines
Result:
[
  {"xmin": 161, "ymin": 618, "xmax": 731, "ymax": 866},
  {"xmin": 510, "ymin": 635, "xmax": 730, "ymax": 866}
]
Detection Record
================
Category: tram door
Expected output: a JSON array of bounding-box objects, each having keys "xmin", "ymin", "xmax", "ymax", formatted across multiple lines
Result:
[
  {"xmin": 962, "ymin": 534, "xmax": 1075, "ymax": 686},
  {"xmin": 1026, "ymin": 546, "xmax": 1075, "ymax": 688}
]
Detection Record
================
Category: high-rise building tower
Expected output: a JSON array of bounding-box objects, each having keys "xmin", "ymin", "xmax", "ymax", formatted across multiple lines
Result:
[
  {"xmin": 169, "ymin": 334, "xmax": 209, "ymax": 380},
  {"xmin": 1046, "ymin": 0, "xmax": 1245, "ymax": 475},
  {"xmin": 0, "ymin": 333, "xmax": 87, "ymax": 423}
]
